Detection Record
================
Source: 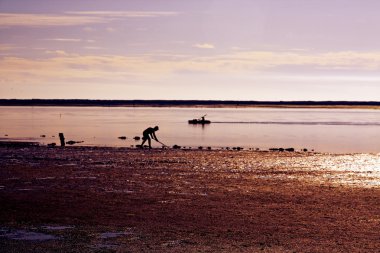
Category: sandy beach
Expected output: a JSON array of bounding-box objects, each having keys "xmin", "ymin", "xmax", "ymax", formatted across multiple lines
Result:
[{"xmin": 1, "ymin": 145, "xmax": 380, "ymax": 252}]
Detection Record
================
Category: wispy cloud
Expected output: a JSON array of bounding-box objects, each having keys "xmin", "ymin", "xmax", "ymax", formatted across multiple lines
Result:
[
  {"xmin": 0, "ymin": 11, "xmax": 179, "ymax": 27},
  {"xmin": 84, "ymin": 46, "xmax": 104, "ymax": 50},
  {"xmin": 2, "ymin": 50, "xmax": 380, "ymax": 88},
  {"xmin": 0, "ymin": 43, "xmax": 18, "ymax": 51},
  {"xmin": 66, "ymin": 11, "xmax": 179, "ymax": 18},
  {"xmin": 218, "ymin": 51, "xmax": 380, "ymax": 70},
  {"xmin": 83, "ymin": 27, "xmax": 96, "ymax": 32},
  {"xmin": 43, "ymin": 38, "xmax": 82, "ymax": 42},
  {"xmin": 193, "ymin": 43, "xmax": 215, "ymax": 49},
  {"xmin": 0, "ymin": 13, "xmax": 105, "ymax": 27},
  {"xmin": 106, "ymin": 27, "xmax": 116, "ymax": 33},
  {"xmin": 44, "ymin": 50, "xmax": 70, "ymax": 56}
]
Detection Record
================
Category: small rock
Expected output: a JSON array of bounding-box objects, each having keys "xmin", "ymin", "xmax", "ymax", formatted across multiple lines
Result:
[
  {"xmin": 40, "ymin": 135, "xmax": 46, "ymax": 138},
  {"xmin": 285, "ymin": 148, "xmax": 295, "ymax": 152},
  {"xmin": 47, "ymin": 143, "xmax": 56, "ymax": 147},
  {"xmin": 198, "ymin": 146, "xmax": 203, "ymax": 150},
  {"xmin": 133, "ymin": 136, "xmax": 141, "ymax": 141},
  {"xmin": 118, "ymin": 136, "xmax": 127, "ymax": 140},
  {"xmin": 66, "ymin": 140, "xmax": 84, "ymax": 145},
  {"xmin": 172, "ymin": 144, "xmax": 181, "ymax": 149}
]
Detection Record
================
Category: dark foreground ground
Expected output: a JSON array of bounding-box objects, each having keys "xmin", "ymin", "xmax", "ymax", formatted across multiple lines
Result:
[{"xmin": 0, "ymin": 146, "xmax": 380, "ymax": 252}]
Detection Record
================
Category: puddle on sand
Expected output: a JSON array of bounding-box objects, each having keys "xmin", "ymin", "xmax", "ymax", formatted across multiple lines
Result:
[
  {"xmin": 36, "ymin": 177, "xmax": 56, "ymax": 180},
  {"xmin": 92, "ymin": 243, "xmax": 119, "ymax": 250},
  {"xmin": 0, "ymin": 228, "xmax": 56, "ymax": 241},
  {"xmin": 99, "ymin": 231, "xmax": 132, "ymax": 239},
  {"xmin": 69, "ymin": 176, "xmax": 97, "ymax": 180},
  {"xmin": 41, "ymin": 225, "xmax": 74, "ymax": 230},
  {"xmin": 104, "ymin": 189, "xmax": 134, "ymax": 194}
]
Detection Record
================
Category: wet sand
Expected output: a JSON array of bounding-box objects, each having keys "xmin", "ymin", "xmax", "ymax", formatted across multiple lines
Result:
[{"xmin": 1, "ymin": 146, "xmax": 380, "ymax": 252}]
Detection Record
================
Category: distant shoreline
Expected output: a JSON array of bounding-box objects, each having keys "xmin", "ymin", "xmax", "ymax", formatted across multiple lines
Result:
[{"xmin": 1, "ymin": 99, "xmax": 380, "ymax": 109}]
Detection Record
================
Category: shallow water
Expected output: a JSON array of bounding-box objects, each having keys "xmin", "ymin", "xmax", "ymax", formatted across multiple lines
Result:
[{"xmin": 1, "ymin": 106, "xmax": 380, "ymax": 153}]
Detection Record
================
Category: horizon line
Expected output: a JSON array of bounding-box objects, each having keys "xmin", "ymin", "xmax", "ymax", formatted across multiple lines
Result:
[{"xmin": 1, "ymin": 99, "xmax": 380, "ymax": 107}]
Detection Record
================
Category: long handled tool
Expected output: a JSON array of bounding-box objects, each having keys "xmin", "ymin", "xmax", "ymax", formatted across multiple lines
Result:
[{"xmin": 156, "ymin": 140, "xmax": 169, "ymax": 148}]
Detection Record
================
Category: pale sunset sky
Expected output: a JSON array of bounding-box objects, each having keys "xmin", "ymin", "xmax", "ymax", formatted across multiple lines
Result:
[{"xmin": 1, "ymin": 0, "xmax": 380, "ymax": 101}]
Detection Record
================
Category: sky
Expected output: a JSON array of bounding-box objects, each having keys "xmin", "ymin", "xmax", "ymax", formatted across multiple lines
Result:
[{"xmin": 1, "ymin": 0, "xmax": 380, "ymax": 101}]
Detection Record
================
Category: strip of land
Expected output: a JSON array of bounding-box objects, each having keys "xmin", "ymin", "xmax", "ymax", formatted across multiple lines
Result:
[
  {"xmin": 1, "ymin": 99, "xmax": 380, "ymax": 109},
  {"xmin": 1, "ymin": 146, "xmax": 380, "ymax": 252}
]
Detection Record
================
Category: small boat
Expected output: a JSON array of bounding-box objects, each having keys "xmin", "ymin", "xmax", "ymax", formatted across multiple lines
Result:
[{"xmin": 188, "ymin": 114, "xmax": 211, "ymax": 124}]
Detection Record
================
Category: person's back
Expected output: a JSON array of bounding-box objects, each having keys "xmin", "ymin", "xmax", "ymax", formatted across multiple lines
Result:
[{"xmin": 143, "ymin": 127, "xmax": 154, "ymax": 136}]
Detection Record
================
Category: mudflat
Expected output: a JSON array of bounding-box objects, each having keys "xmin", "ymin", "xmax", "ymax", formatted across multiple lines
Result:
[{"xmin": 1, "ymin": 146, "xmax": 380, "ymax": 252}]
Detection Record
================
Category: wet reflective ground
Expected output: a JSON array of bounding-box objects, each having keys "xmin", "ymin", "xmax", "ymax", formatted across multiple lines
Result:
[{"xmin": 1, "ymin": 146, "xmax": 380, "ymax": 252}]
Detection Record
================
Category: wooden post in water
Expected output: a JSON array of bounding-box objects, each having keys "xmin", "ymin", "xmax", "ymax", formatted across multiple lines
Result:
[{"xmin": 59, "ymin": 133, "xmax": 65, "ymax": 147}]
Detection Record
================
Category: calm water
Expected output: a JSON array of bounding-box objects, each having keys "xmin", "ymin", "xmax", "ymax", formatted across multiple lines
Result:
[{"xmin": 1, "ymin": 106, "xmax": 380, "ymax": 153}]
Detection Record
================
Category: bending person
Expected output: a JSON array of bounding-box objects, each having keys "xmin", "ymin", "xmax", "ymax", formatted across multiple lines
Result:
[{"xmin": 141, "ymin": 126, "xmax": 159, "ymax": 148}]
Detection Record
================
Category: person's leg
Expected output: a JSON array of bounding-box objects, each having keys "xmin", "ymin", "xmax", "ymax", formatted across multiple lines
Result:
[
  {"xmin": 141, "ymin": 136, "xmax": 147, "ymax": 147},
  {"xmin": 148, "ymin": 137, "xmax": 152, "ymax": 148}
]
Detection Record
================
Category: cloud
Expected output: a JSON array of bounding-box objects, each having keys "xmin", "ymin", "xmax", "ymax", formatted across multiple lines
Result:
[
  {"xmin": 44, "ymin": 50, "xmax": 70, "ymax": 56},
  {"xmin": 193, "ymin": 43, "xmax": 215, "ymax": 49},
  {"xmin": 83, "ymin": 27, "xmax": 96, "ymax": 32},
  {"xmin": 2, "ymin": 50, "xmax": 380, "ymax": 90},
  {"xmin": 220, "ymin": 51, "xmax": 380, "ymax": 70},
  {"xmin": 0, "ymin": 11, "xmax": 179, "ymax": 27},
  {"xmin": 43, "ymin": 38, "xmax": 82, "ymax": 42},
  {"xmin": 0, "ymin": 44, "xmax": 18, "ymax": 51},
  {"xmin": 84, "ymin": 46, "xmax": 103, "ymax": 50},
  {"xmin": 66, "ymin": 11, "xmax": 179, "ymax": 18},
  {"xmin": 106, "ymin": 27, "xmax": 116, "ymax": 33},
  {"xmin": 0, "ymin": 13, "xmax": 105, "ymax": 27}
]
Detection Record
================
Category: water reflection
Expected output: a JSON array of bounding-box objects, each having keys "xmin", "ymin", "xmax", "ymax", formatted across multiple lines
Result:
[
  {"xmin": 1, "ymin": 106, "xmax": 380, "ymax": 153},
  {"xmin": 250, "ymin": 153, "xmax": 380, "ymax": 188}
]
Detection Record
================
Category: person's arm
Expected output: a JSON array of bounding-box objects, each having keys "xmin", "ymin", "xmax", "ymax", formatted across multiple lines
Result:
[{"xmin": 152, "ymin": 132, "xmax": 158, "ymax": 141}]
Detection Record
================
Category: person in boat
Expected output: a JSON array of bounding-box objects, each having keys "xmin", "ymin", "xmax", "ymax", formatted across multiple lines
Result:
[{"xmin": 141, "ymin": 126, "xmax": 159, "ymax": 148}]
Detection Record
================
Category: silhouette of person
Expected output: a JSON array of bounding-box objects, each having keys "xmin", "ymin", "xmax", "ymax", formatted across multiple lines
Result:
[{"xmin": 141, "ymin": 126, "xmax": 159, "ymax": 148}]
